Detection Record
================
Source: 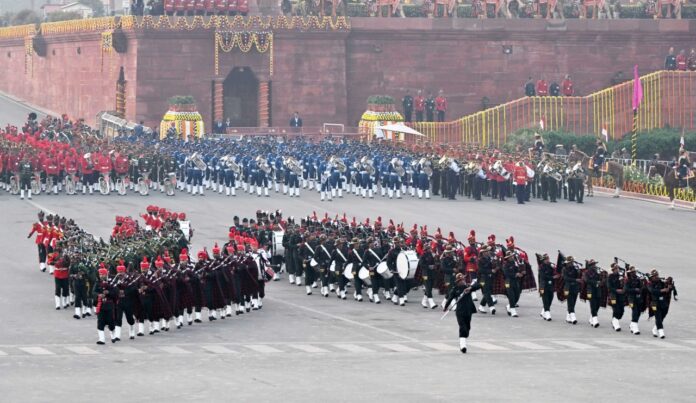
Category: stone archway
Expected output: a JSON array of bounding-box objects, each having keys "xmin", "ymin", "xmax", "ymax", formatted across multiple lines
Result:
[{"xmin": 223, "ymin": 67, "xmax": 259, "ymax": 127}]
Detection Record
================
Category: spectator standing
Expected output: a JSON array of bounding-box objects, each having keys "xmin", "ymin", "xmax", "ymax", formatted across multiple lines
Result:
[
  {"xmin": 676, "ymin": 49, "xmax": 688, "ymax": 71},
  {"xmin": 414, "ymin": 90, "xmax": 425, "ymax": 122},
  {"xmin": 402, "ymin": 91, "xmax": 414, "ymax": 123},
  {"xmin": 549, "ymin": 80, "xmax": 560, "ymax": 96},
  {"xmin": 425, "ymin": 92, "xmax": 436, "ymax": 122},
  {"xmin": 536, "ymin": 77, "xmax": 548, "ymax": 96},
  {"xmin": 435, "ymin": 90, "xmax": 448, "ymax": 122},
  {"xmin": 561, "ymin": 74, "xmax": 574, "ymax": 96},
  {"xmin": 134, "ymin": 121, "xmax": 144, "ymax": 138},
  {"xmin": 665, "ymin": 47, "xmax": 677, "ymax": 70},
  {"xmin": 688, "ymin": 49, "xmax": 696, "ymax": 71},
  {"xmin": 214, "ymin": 120, "xmax": 225, "ymax": 134},
  {"xmin": 524, "ymin": 77, "xmax": 536, "ymax": 97},
  {"xmin": 290, "ymin": 112, "xmax": 303, "ymax": 133}
]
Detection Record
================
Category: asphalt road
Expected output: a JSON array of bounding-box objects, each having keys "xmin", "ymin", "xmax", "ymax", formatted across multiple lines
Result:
[{"xmin": 1, "ymin": 98, "xmax": 695, "ymax": 402}]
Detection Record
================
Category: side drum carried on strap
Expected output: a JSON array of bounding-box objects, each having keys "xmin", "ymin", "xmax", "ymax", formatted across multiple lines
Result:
[
  {"xmin": 396, "ymin": 250, "xmax": 419, "ymax": 279},
  {"xmin": 358, "ymin": 267, "xmax": 371, "ymax": 286},
  {"xmin": 343, "ymin": 263, "xmax": 354, "ymax": 280},
  {"xmin": 376, "ymin": 261, "xmax": 392, "ymax": 279},
  {"xmin": 272, "ymin": 231, "xmax": 285, "ymax": 257}
]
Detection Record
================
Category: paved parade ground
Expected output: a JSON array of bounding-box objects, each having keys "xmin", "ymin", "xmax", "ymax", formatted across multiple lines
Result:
[{"xmin": 1, "ymin": 186, "xmax": 695, "ymax": 402}]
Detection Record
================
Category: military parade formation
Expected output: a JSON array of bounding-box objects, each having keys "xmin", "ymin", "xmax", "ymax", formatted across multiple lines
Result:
[
  {"xmin": 1, "ymin": 114, "xmax": 604, "ymax": 205},
  {"xmin": 28, "ymin": 202, "xmax": 677, "ymax": 353}
]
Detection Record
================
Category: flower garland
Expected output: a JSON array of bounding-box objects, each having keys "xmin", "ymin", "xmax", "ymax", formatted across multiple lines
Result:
[
  {"xmin": 162, "ymin": 111, "xmax": 204, "ymax": 122},
  {"xmin": 360, "ymin": 111, "xmax": 405, "ymax": 122},
  {"xmin": 101, "ymin": 30, "xmax": 114, "ymax": 74},
  {"xmin": 215, "ymin": 31, "xmax": 273, "ymax": 76},
  {"xmin": 40, "ymin": 17, "xmax": 117, "ymax": 35},
  {"xmin": 0, "ymin": 24, "xmax": 36, "ymax": 39},
  {"xmin": 24, "ymin": 36, "xmax": 34, "ymax": 76}
]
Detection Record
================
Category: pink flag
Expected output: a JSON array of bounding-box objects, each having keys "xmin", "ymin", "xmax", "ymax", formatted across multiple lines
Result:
[{"xmin": 632, "ymin": 65, "xmax": 643, "ymax": 111}]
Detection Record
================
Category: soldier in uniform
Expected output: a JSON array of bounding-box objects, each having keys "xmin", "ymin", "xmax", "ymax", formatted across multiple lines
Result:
[
  {"xmin": 19, "ymin": 156, "xmax": 33, "ymax": 200},
  {"xmin": 435, "ymin": 90, "xmax": 448, "ymax": 122},
  {"xmin": 561, "ymin": 74, "xmax": 574, "ymax": 96},
  {"xmin": 607, "ymin": 263, "xmax": 625, "ymax": 331},
  {"xmin": 53, "ymin": 248, "xmax": 71, "ymax": 310},
  {"xmin": 331, "ymin": 237, "xmax": 349, "ymax": 300},
  {"xmin": 443, "ymin": 273, "xmax": 481, "ymax": 354},
  {"xmin": 648, "ymin": 269, "xmax": 672, "ymax": 339},
  {"xmin": 476, "ymin": 245, "xmax": 497, "ymax": 315},
  {"xmin": 502, "ymin": 251, "xmax": 521, "ymax": 317},
  {"xmin": 425, "ymin": 92, "xmax": 436, "ymax": 122},
  {"xmin": 665, "ymin": 47, "xmax": 677, "ymax": 70},
  {"xmin": 524, "ymin": 77, "xmax": 536, "ymax": 97},
  {"xmin": 538, "ymin": 253, "xmax": 556, "ymax": 321},
  {"xmin": 625, "ymin": 266, "xmax": 644, "ymax": 335},
  {"xmin": 419, "ymin": 242, "xmax": 438, "ymax": 309},
  {"xmin": 562, "ymin": 256, "xmax": 580, "ymax": 324},
  {"xmin": 348, "ymin": 238, "xmax": 365, "ymax": 302},
  {"xmin": 402, "ymin": 91, "xmax": 414, "ymax": 123},
  {"xmin": 584, "ymin": 259, "xmax": 602, "ymax": 328},
  {"xmin": 95, "ymin": 264, "xmax": 117, "ymax": 344}
]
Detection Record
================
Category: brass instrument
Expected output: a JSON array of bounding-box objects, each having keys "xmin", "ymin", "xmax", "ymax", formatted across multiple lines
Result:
[
  {"xmin": 391, "ymin": 158, "xmax": 405, "ymax": 177},
  {"xmin": 225, "ymin": 156, "xmax": 241, "ymax": 175},
  {"xmin": 361, "ymin": 156, "xmax": 375, "ymax": 176},
  {"xmin": 330, "ymin": 156, "xmax": 347, "ymax": 173},
  {"xmin": 420, "ymin": 157, "xmax": 433, "ymax": 177},
  {"xmin": 256, "ymin": 156, "xmax": 271, "ymax": 174},
  {"xmin": 284, "ymin": 156, "xmax": 303, "ymax": 176},
  {"xmin": 438, "ymin": 155, "xmax": 452, "ymax": 169},
  {"xmin": 190, "ymin": 152, "xmax": 207, "ymax": 171}
]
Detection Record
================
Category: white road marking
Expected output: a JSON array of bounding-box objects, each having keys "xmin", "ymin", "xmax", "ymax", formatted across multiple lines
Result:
[
  {"xmin": 594, "ymin": 340, "xmax": 640, "ymax": 349},
  {"xmin": 469, "ymin": 342, "xmax": 509, "ymax": 351},
  {"xmin": 378, "ymin": 343, "xmax": 421, "ymax": 353},
  {"xmin": 288, "ymin": 344, "xmax": 329, "ymax": 353},
  {"xmin": 201, "ymin": 345, "xmax": 237, "ymax": 354},
  {"xmin": 0, "ymin": 350, "xmax": 6, "ymax": 356},
  {"xmin": 681, "ymin": 340, "xmax": 696, "ymax": 345},
  {"xmin": 508, "ymin": 341, "xmax": 552, "ymax": 350},
  {"xmin": 420, "ymin": 342, "xmax": 459, "ymax": 352},
  {"xmin": 552, "ymin": 341, "xmax": 598, "ymax": 350},
  {"xmin": 111, "ymin": 346, "xmax": 145, "ymax": 354},
  {"xmin": 158, "ymin": 346, "xmax": 192, "ymax": 354},
  {"xmin": 637, "ymin": 340, "xmax": 691, "ymax": 349},
  {"xmin": 332, "ymin": 344, "xmax": 375, "ymax": 353},
  {"xmin": 26, "ymin": 200, "xmax": 56, "ymax": 216},
  {"xmin": 20, "ymin": 347, "xmax": 54, "ymax": 355},
  {"xmin": 244, "ymin": 345, "xmax": 282, "ymax": 353},
  {"xmin": 265, "ymin": 296, "xmax": 418, "ymax": 342},
  {"xmin": 64, "ymin": 346, "xmax": 99, "ymax": 355}
]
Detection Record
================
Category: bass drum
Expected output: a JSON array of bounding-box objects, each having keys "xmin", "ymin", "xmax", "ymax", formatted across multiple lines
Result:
[
  {"xmin": 396, "ymin": 250, "xmax": 419, "ymax": 279},
  {"xmin": 358, "ymin": 267, "xmax": 371, "ymax": 286},
  {"xmin": 376, "ymin": 261, "xmax": 392, "ymax": 279},
  {"xmin": 272, "ymin": 231, "xmax": 285, "ymax": 257},
  {"xmin": 343, "ymin": 263, "xmax": 354, "ymax": 280}
]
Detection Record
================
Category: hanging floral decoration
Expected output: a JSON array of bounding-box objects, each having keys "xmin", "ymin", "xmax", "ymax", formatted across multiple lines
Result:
[
  {"xmin": 101, "ymin": 30, "xmax": 114, "ymax": 73},
  {"xmin": 214, "ymin": 31, "xmax": 273, "ymax": 76},
  {"xmin": 24, "ymin": 36, "xmax": 34, "ymax": 76}
]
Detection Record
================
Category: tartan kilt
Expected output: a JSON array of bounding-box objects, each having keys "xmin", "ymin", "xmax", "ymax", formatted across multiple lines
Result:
[
  {"xmin": 240, "ymin": 260, "xmax": 260, "ymax": 297},
  {"xmin": 210, "ymin": 275, "xmax": 227, "ymax": 309},
  {"xmin": 491, "ymin": 271, "xmax": 507, "ymax": 296},
  {"xmin": 151, "ymin": 287, "xmax": 173, "ymax": 319},
  {"xmin": 554, "ymin": 277, "xmax": 567, "ymax": 302},
  {"xmin": 580, "ymin": 283, "xmax": 609, "ymax": 308},
  {"xmin": 177, "ymin": 280, "xmax": 195, "ymax": 311},
  {"xmin": 520, "ymin": 262, "xmax": 537, "ymax": 292},
  {"xmin": 190, "ymin": 278, "xmax": 204, "ymax": 308}
]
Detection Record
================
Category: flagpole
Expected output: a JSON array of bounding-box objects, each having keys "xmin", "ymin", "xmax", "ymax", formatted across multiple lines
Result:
[{"xmin": 631, "ymin": 108, "xmax": 637, "ymax": 167}]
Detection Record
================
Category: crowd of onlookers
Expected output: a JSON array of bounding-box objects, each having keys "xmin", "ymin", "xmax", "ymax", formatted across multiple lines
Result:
[
  {"xmin": 664, "ymin": 46, "xmax": 696, "ymax": 71},
  {"xmin": 523, "ymin": 75, "xmax": 575, "ymax": 97}
]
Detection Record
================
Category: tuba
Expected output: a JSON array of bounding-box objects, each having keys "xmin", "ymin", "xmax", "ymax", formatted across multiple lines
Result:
[
  {"xmin": 392, "ymin": 158, "xmax": 405, "ymax": 177},
  {"xmin": 420, "ymin": 157, "xmax": 433, "ymax": 177},
  {"xmin": 285, "ymin": 156, "xmax": 303, "ymax": 176},
  {"xmin": 256, "ymin": 156, "xmax": 271, "ymax": 174},
  {"xmin": 190, "ymin": 152, "xmax": 207, "ymax": 170},
  {"xmin": 361, "ymin": 156, "xmax": 375, "ymax": 176},
  {"xmin": 226, "ymin": 156, "xmax": 241, "ymax": 175},
  {"xmin": 330, "ymin": 156, "xmax": 347, "ymax": 173}
]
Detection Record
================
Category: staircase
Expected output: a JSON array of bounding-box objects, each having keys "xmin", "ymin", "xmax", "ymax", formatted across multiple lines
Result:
[{"xmin": 410, "ymin": 71, "xmax": 696, "ymax": 147}]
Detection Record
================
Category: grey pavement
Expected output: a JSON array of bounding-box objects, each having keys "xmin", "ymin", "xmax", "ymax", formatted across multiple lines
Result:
[{"xmin": 1, "ymin": 98, "xmax": 695, "ymax": 402}]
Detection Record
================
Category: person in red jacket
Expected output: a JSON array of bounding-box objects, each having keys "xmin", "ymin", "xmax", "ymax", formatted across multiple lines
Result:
[
  {"xmin": 114, "ymin": 152, "xmax": 129, "ymax": 190},
  {"xmin": 227, "ymin": 0, "xmax": 238, "ymax": 14},
  {"xmin": 435, "ymin": 90, "xmax": 448, "ymax": 122},
  {"xmin": 216, "ymin": 0, "xmax": 228, "ymax": 14},
  {"xmin": 45, "ymin": 154, "xmax": 60, "ymax": 194},
  {"xmin": 27, "ymin": 211, "xmax": 47, "ymax": 271},
  {"xmin": 536, "ymin": 77, "xmax": 548, "ymax": 96},
  {"xmin": 53, "ymin": 249, "xmax": 71, "ymax": 310},
  {"xmin": 561, "ymin": 74, "xmax": 574, "ymax": 96},
  {"xmin": 237, "ymin": 0, "xmax": 249, "ymax": 16},
  {"xmin": 414, "ymin": 90, "xmax": 425, "ymax": 122},
  {"xmin": 205, "ymin": 0, "xmax": 216, "ymax": 15},
  {"xmin": 676, "ymin": 49, "xmax": 688, "ymax": 71},
  {"xmin": 175, "ymin": 0, "xmax": 187, "ymax": 15},
  {"xmin": 81, "ymin": 153, "xmax": 95, "ymax": 194},
  {"xmin": 164, "ymin": 0, "xmax": 176, "ymax": 15},
  {"xmin": 513, "ymin": 161, "xmax": 528, "ymax": 204}
]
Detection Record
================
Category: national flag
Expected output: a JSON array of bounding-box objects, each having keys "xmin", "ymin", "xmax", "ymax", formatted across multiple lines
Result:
[{"xmin": 632, "ymin": 65, "xmax": 643, "ymax": 111}]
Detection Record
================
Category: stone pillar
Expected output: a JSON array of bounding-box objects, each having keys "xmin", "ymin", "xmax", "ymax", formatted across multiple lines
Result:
[
  {"xmin": 258, "ymin": 81, "xmax": 270, "ymax": 128},
  {"xmin": 213, "ymin": 79, "xmax": 224, "ymax": 124}
]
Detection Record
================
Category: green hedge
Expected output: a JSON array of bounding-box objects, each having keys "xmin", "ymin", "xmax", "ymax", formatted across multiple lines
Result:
[{"xmin": 504, "ymin": 128, "xmax": 696, "ymax": 160}]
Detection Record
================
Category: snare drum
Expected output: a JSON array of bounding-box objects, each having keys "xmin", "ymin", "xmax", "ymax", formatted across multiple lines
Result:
[
  {"xmin": 329, "ymin": 260, "xmax": 336, "ymax": 272},
  {"xmin": 376, "ymin": 261, "xmax": 392, "ymax": 279},
  {"xmin": 358, "ymin": 267, "xmax": 371, "ymax": 286},
  {"xmin": 272, "ymin": 231, "xmax": 285, "ymax": 257},
  {"xmin": 310, "ymin": 258, "xmax": 318, "ymax": 268},
  {"xmin": 343, "ymin": 263, "xmax": 354, "ymax": 280},
  {"xmin": 396, "ymin": 250, "xmax": 419, "ymax": 279}
]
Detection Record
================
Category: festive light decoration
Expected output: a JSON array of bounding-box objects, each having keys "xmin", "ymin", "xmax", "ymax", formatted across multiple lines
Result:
[
  {"xmin": 160, "ymin": 107, "xmax": 205, "ymax": 141},
  {"xmin": 115, "ymin": 67, "xmax": 126, "ymax": 119},
  {"xmin": 360, "ymin": 111, "xmax": 405, "ymax": 122},
  {"xmin": 0, "ymin": 24, "xmax": 36, "ymax": 39},
  {"xmin": 24, "ymin": 36, "xmax": 34, "ymax": 76},
  {"xmin": 40, "ymin": 17, "xmax": 117, "ymax": 35},
  {"xmin": 101, "ymin": 30, "xmax": 114, "ymax": 74},
  {"xmin": 258, "ymin": 81, "xmax": 270, "ymax": 128},
  {"xmin": 214, "ymin": 31, "xmax": 273, "ymax": 76}
]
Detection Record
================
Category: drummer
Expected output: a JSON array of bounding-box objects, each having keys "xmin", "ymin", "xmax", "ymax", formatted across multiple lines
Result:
[
  {"xmin": 347, "ymin": 238, "xmax": 365, "ymax": 302},
  {"xmin": 386, "ymin": 237, "xmax": 407, "ymax": 306},
  {"xmin": 443, "ymin": 273, "xmax": 481, "ymax": 354},
  {"xmin": 363, "ymin": 237, "xmax": 385, "ymax": 304}
]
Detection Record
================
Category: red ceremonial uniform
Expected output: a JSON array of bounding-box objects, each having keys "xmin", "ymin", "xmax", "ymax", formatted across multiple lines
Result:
[
  {"xmin": 54, "ymin": 257, "xmax": 69, "ymax": 280},
  {"xmin": 97, "ymin": 155, "xmax": 112, "ymax": 174},
  {"xmin": 216, "ymin": 0, "xmax": 227, "ymax": 12},
  {"xmin": 114, "ymin": 155, "xmax": 129, "ymax": 175},
  {"xmin": 164, "ymin": 0, "xmax": 175, "ymax": 13},
  {"xmin": 561, "ymin": 78, "xmax": 574, "ymax": 96},
  {"xmin": 464, "ymin": 244, "xmax": 478, "ymax": 273},
  {"xmin": 205, "ymin": 0, "xmax": 215, "ymax": 13},
  {"xmin": 227, "ymin": 0, "xmax": 238, "ymax": 12},
  {"xmin": 237, "ymin": 0, "xmax": 249, "ymax": 14},
  {"xmin": 414, "ymin": 96, "xmax": 425, "ymax": 112},
  {"xmin": 676, "ymin": 54, "xmax": 688, "ymax": 71},
  {"xmin": 514, "ymin": 165, "xmax": 527, "ymax": 186},
  {"xmin": 175, "ymin": 0, "xmax": 187, "ymax": 13},
  {"xmin": 435, "ymin": 96, "xmax": 448, "ymax": 112},
  {"xmin": 536, "ymin": 80, "xmax": 548, "ymax": 96},
  {"xmin": 195, "ymin": 0, "xmax": 206, "ymax": 12}
]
